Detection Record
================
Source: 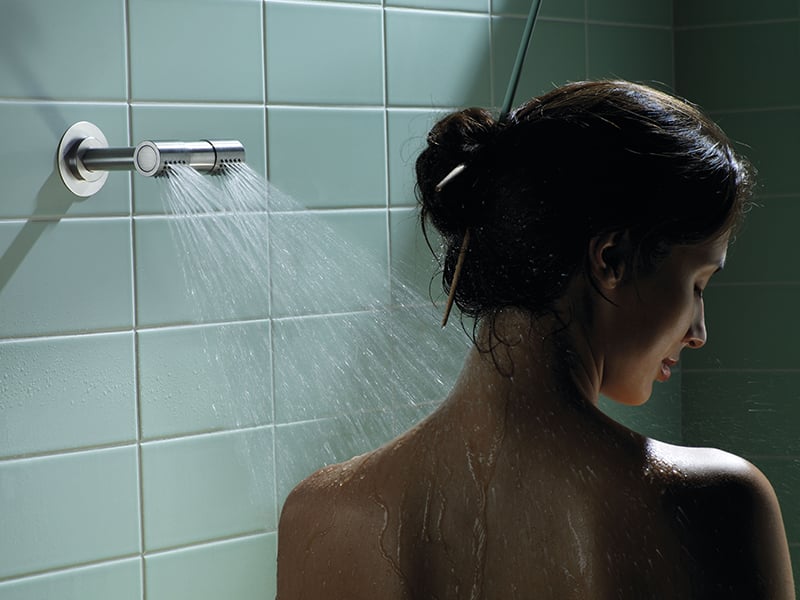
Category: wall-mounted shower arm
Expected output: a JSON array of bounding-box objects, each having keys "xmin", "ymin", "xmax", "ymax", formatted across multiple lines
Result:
[{"xmin": 57, "ymin": 121, "xmax": 246, "ymax": 197}]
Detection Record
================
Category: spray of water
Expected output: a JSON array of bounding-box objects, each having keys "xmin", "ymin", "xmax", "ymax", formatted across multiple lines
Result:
[{"xmin": 158, "ymin": 163, "xmax": 469, "ymax": 507}]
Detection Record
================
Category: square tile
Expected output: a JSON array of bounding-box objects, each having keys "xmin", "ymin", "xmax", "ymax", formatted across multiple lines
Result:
[
  {"xmin": 266, "ymin": 2, "xmax": 383, "ymax": 105},
  {"xmin": 141, "ymin": 428, "xmax": 275, "ymax": 551},
  {"xmin": 676, "ymin": 22, "xmax": 800, "ymax": 112},
  {"xmin": 682, "ymin": 371, "xmax": 800, "ymax": 455},
  {"xmin": 0, "ymin": 559, "xmax": 141, "ymax": 600},
  {"xmin": 0, "ymin": 219, "xmax": 133, "ymax": 337},
  {"xmin": 387, "ymin": 109, "xmax": 447, "ymax": 207},
  {"xmin": 675, "ymin": 0, "xmax": 799, "ymax": 26},
  {"xmin": 145, "ymin": 534, "xmax": 276, "ymax": 600},
  {"xmin": 139, "ymin": 322, "xmax": 272, "ymax": 439},
  {"xmin": 713, "ymin": 109, "xmax": 800, "ymax": 197},
  {"xmin": 716, "ymin": 196, "xmax": 800, "ymax": 285},
  {"xmin": 273, "ymin": 305, "xmax": 468, "ymax": 424},
  {"xmin": 0, "ymin": 0, "xmax": 126, "ymax": 100},
  {"xmin": 683, "ymin": 284, "xmax": 800, "ymax": 370},
  {"xmin": 390, "ymin": 206, "xmax": 439, "ymax": 302},
  {"xmin": 129, "ymin": 0, "xmax": 263, "ymax": 102},
  {"xmin": 492, "ymin": 18, "xmax": 586, "ymax": 110},
  {"xmin": 267, "ymin": 108, "xmax": 386, "ymax": 209},
  {"xmin": 0, "ymin": 104, "xmax": 130, "ymax": 218},
  {"xmin": 386, "ymin": 10, "xmax": 492, "ymax": 107},
  {"xmin": 587, "ymin": 24, "xmax": 674, "ymax": 90},
  {"xmin": 131, "ymin": 105, "xmax": 267, "ymax": 215},
  {"xmin": 0, "ymin": 447, "xmax": 140, "ymax": 579},
  {"xmin": 269, "ymin": 210, "xmax": 389, "ymax": 316},
  {"xmin": 134, "ymin": 214, "xmax": 270, "ymax": 327},
  {"xmin": 0, "ymin": 332, "xmax": 136, "ymax": 459},
  {"xmin": 273, "ymin": 312, "xmax": 399, "ymax": 423}
]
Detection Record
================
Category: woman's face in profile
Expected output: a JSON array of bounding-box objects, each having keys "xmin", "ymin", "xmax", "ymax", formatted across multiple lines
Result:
[{"xmin": 598, "ymin": 234, "xmax": 729, "ymax": 406}]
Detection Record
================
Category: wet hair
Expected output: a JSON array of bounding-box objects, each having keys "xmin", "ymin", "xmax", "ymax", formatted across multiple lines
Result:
[{"xmin": 416, "ymin": 80, "xmax": 754, "ymax": 330}]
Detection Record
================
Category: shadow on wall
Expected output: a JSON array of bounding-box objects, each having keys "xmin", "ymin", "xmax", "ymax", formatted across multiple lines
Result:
[{"xmin": 0, "ymin": 1, "xmax": 83, "ymax": 290}]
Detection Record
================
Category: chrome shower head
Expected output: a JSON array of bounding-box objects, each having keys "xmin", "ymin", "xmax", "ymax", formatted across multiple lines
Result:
[{"xmin": 57, "ymin": 121, "xmax": 246, "ymax": 197}]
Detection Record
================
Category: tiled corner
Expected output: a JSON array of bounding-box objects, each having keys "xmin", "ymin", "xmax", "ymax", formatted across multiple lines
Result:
[
  {"xmin": 0, "ymin": 103, "xmax": 130, "ymax": 219},
  {"xmin": 0, "ymin": 332, "xmax": 136, "ymax": 459},
  {"xmin": 0, "ymin": 559, "xmax": 142, "ymax": 600},
  {"xmin": 682, "ymin": 284, "xmax": 800, "ymax": 370},
  {"xmin": 386, "ymin": 10, "xmax": 491, "ymax": 107},
  {"xmin": 588, "ymin": 0, "xmax": 673, "ymax": 26},
  {"xmin": 682, "ymin": 371, "xmax": 800, "ymax": 456},
  {"xmin": 269, "ymin": 210, "xmax": 389, "ymax": 317},
  {"xmin": 715, "ymin": 196, "xmax": 800, "ymax": 285},
  {"xmin": 387, "ymin": 108, "xmax": 446, "ymax": 207},
  {"xmin": 265, "ymin": 2, "xmax": 383, "ymax": 105},
  {"xmin": 492, "ymin": 17, "xmax": 586, "ymax": 109},
  {"xmin": 134, "ymin": 214, "xmax": 270, "ymax": 327},
  {"xmin": 138, "ymin": 321, "xmax": 272, "ymax": 440},
  {"xmin": 675, "ymin": 0, "xmax": 800, "ymax": 27},
  {"xmin": 587, "ymin": 24, "xmax": 674, "ymax": 89},
  {"xmin": 267, "ymin": 108, "xmax": 386, "ymax": 209},
  {"xmin": 145, "ymin": 534, "xmax": 277, "ymax": 600},
  {"xmin": 0, "ymin": 219, "xmax": 133, "ymax": 337},
  {"xmin": 141, "ymin": 428, "xmax": 275, "ymax": 551},
  {"xmin": 675, "ymin": 22, "xmax": 800, "ymax": 112},
  {"xmin": 128, "ymin": 0, "xmax": 263, "ymax": 102},
  {"xmin": 0, "ymin": 0, "xmax": 126, "ymax": 101},
  {"xmin": 493, "ymin": 0, "xmax": 584, "ymax": 19},
  {"xmin": 131, "ymin": 105, "xmax": 267, "ymax": 215},
  {"xmin": 0, "ymin": 447, "xmax": 140, "ymax": 579},
  {"xmin": 712, "ymin": 109, "xmax": 800, "ymax": 197}
]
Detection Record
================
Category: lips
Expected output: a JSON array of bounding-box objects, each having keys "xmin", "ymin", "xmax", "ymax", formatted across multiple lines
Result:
[{"xmin": 658, "ymin": 358, "xmax": 678, "ymax": 382}]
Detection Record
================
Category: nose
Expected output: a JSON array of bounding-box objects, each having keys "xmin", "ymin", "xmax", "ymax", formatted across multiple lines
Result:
[{"xmin": 684, "ymin": 300, "xmax": 707, "ymax": 349}]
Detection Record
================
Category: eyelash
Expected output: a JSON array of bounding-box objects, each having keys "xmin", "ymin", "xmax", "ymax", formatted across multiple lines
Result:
[{"xmin": 694, "ymin": 286, "xmax": 704, "ymax": 299}]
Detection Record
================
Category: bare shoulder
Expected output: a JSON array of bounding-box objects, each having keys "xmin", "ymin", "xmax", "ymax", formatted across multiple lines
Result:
[
  {"xmin": 646, "ymin": 439, "xmax": 795, "ymax": 598},
  {"xmin": 276, "ymin": 454, "xmax": 408, "ymax": 600}
]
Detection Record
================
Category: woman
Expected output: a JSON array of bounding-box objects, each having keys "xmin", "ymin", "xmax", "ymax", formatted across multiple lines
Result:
[{"xmin": 277, "ymin": 81, "xmax": 795, "ymax": 599}]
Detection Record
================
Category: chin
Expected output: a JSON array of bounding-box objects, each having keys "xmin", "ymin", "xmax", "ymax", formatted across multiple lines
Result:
[{"xmin": 604, "ymin": 384, "xmax": 652, "ymax": 407}]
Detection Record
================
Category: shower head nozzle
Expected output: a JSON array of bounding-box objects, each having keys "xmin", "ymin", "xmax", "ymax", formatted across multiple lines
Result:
[
  {"xmin": 57, "ymin": 121, "xmax": 246, "ymax": 197},
  {"xmin": 133, "ymin": 140, "xmax": 245, "ymax": 177}
]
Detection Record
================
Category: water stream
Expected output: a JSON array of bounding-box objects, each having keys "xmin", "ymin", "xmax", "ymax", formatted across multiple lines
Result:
[{"xmin": 158, "ymin": 163, "xmax": 470, "ymax": 507}]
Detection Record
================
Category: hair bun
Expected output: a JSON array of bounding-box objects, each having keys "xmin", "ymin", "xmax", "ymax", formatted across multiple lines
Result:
[{"xmin": 416, "ymin": 108, "xmax": 499, "ymax": 237}]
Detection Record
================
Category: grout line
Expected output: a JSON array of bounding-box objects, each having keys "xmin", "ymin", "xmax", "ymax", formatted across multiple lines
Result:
[
  {"xmin": 263, "ymin": 0, "xmax": 280, "ymax": 531},
  {"xmin": 583, "ymin": 0, "xmax": 589, "ymax": 78},
  {"xmin": 0, "ymin": 554, "xmax": 143, "ymax": 586},
  {"xmin": 142, "ymin": 529, "xmax": 276, "ymax": 559},
  {"xmin": 0, "ymin": 98, "xmax": 128, "ymax": 106},
  {"xmin": 0, "ymin": 441, "xmax": 139, "ymax": 464},
  {"xmin": 675, "ymin": 17, "xmax": 800, "ymax": 31}
]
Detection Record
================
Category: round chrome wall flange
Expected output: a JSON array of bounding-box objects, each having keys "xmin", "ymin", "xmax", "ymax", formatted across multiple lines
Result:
[{"xmin": 57, "ymin": 121, "xmax": 110, "ymax": 197}]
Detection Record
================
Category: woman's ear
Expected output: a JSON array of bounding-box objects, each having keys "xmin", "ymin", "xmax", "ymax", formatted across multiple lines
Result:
[{"xmin": 587, "ymin": 231, "xmax": 630, "ymax": 290}]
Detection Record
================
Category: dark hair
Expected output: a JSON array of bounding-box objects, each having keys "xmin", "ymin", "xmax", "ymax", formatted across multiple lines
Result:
[{"xmin": 416, "ymin": 80, "xmax": 753, "ymax": 328}]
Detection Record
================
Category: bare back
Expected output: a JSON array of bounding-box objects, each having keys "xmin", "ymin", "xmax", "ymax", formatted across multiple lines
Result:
[{"xmin": 277, "ymin": 345, "xmax": 794, "ymax": 599}]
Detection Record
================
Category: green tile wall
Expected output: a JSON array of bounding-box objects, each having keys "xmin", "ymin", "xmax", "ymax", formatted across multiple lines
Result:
[
  {"xmin": 675, "ymin": 1, "xmax": 800, "ymax": 589},
  {"xmin": 12, "ymin": 0, "xmax": 793, "ymax": 597}
]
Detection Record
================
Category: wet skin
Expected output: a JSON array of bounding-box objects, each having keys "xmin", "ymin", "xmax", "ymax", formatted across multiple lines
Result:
[{"xmin": 277, "ymin": 237, "xmax": 795, "ymax": 599}]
